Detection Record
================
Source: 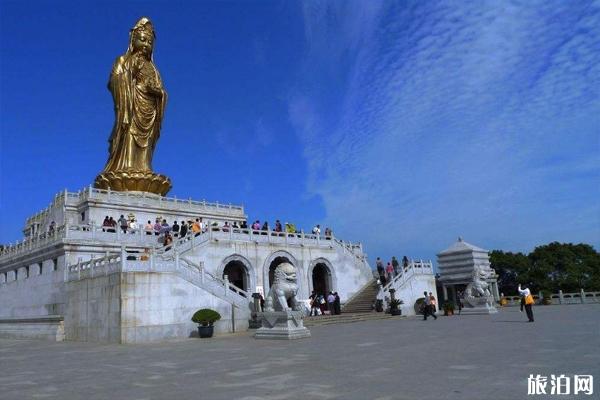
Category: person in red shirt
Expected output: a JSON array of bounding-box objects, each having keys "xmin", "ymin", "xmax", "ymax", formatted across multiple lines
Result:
[{"xmin": 386, "ymin": 262, "xmax": 394, "ymax": 281}]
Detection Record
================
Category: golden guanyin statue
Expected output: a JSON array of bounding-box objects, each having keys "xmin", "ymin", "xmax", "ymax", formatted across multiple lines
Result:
[{"xmin": 94, "ymin": 17, "xmax": 172, "ymax": 195}]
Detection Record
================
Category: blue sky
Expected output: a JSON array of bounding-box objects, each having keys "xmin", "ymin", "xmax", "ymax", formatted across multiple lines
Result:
[{"xmin": 1, "ymin": 1, "xmax": 599, "ymax": 264}]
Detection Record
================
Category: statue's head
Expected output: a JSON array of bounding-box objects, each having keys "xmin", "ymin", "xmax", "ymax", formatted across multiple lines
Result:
[
  {"xmin": 129, "ymin": 17, "xmax": 155, "ymax": 59},
  {"xmin": 274, "ymin": 262, "xmax": 296, "ymax": 284}
]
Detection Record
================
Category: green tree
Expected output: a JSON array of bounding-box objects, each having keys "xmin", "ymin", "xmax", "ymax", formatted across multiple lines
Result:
[
  {"xmin": 491, "ymin": 242, "xmax": 600, "ymax": 294},
  {"xmin": 529, "ymin": 242, "xmax": 600, "ymax": 292},
  {"xmin": 490, "ymin": 250, "xmax": 530, "ymax": 295}
]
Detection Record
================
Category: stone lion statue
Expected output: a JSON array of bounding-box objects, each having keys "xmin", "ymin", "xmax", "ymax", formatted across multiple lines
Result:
[
  {"xmin": 264, "ymin": 262, "xmax": 301, "ymax": 312},
  {"xmin": 464, "ymin": 265, "xmax": 491, "ymax": 298}
]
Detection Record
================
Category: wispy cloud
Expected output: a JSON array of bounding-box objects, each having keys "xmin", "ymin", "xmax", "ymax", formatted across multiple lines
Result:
[{"xmin": 290, "ymin": 1, "xmax": 600, "ymax": 260}]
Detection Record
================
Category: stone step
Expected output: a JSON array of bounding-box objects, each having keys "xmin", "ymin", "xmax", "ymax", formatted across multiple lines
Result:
[
  {"xmin": 304, "ymin": 312, "xmax": 399, "ymax": 327},
  {"xmin": 341, "ymin": 278, "xmax": 381, "ymax": 314},
  {"xmin": 344, "ymin": 304, "xmax": 374, "ymax": 308},
  {"xmin": 344, "ymin": 304, "xmax": 374, "ymax": 309},
  {"xmin": 342, "ymin": 306, "xmax": 376, "ymax": 313},
  {"xmin": 342, "ymin": 308, "xmax": 374, "ymax": 313}
]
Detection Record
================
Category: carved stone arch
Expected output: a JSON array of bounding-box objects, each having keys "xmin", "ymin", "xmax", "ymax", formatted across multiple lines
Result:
[
  {"xmin": 218, "ymin": 254, "xmax": 255, "ymax": 293},
  {"xmin": 263, "ymin": 250, "xmax": 301, "ymax": 290},
  {"xmin": 308, "ymin": 257, "xmax": 337, "ymax": 296}
]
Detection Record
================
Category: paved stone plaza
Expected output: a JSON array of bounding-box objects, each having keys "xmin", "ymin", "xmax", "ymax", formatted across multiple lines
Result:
[{"xmin": 1, "ymin": 305, "xmax": 598, "ymax": 400}]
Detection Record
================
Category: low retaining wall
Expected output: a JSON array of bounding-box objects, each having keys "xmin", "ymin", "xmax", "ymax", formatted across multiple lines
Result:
[
  {"xmin": 0, "ymin": 315, "xmax": 64, "ymax": 341},
  {"xmin": 502, "ymin": 290, "xmax": 600, "ymax": 306}
]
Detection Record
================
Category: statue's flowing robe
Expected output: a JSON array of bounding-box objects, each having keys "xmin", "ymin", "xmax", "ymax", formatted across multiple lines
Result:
[{"xmin": 103, "ymin": 53, "xmax": 166, "ymax": 172}]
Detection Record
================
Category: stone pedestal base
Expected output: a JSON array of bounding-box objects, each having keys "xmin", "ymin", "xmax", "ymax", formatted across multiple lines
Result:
[
  {"xmin": 254, "ymin": 311, "xmax": 311, "ymax": 340},
  {"xmin": 461, "ymin": 297, "xmax": 498, "ymax": 315},
  {"xmin": 248, "ymin": 313, "xmax": 262, "ymax": 329},
  {"xmin": 95, "ymin": 170, "xmax": 172, "ymax": 196}
]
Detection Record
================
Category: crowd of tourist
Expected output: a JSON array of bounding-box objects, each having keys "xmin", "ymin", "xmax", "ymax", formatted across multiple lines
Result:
[
  {"xmin": 308, "ymin": 290, "xmax": 341, "ymax": 316},
  {"xmin": 375, "ymin": 255, "xmax": 409, "ymax": 285},
  {"xmin": 99, "ymin": 215, "xmax": 207, "ymax": 247},
  {"xmin": 95, "ymin": 213, "xmax": 332, "ymax": 248}
]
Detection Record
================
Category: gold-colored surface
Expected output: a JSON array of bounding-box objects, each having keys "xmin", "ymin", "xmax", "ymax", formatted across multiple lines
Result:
[{"xmin": 94, "ymin": 17, "xmax": 172, "ymax": 196}]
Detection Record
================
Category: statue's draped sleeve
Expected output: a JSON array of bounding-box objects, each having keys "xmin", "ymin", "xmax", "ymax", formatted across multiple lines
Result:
[
  {"xmin": 152, "ymin": 69, "xmax": 166, "ymax": 153},
  {"xmin": 106, "ymin": 56, "xmax": 132, "ymax": 166}
]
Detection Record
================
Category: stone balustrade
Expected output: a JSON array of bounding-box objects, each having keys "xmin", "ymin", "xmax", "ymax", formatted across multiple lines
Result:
[
  {"xmin": 64, "ymin": 247, "xmax": 251, "ymax": 304},
  {"xmin": 26, "ymin": 187, "xmax": 244, "ymax": 221},
  {"xmin": 73, "ymin": 186, "xmax": 244, "ymax": 213},
  {"xmin": 501, "ymin": 290, "xmax": 600, "ymax": 305},
  {"xmin": 150, "ymin": 226, "xmax": 364, "ymax": 261},
  {"xmin": 0, "ymin": 226, "xmax": 67, "ymax": 262},
  {"xmin": 2, "ymin": 222, "xmax": 365, "ymax": 264},
  {"xmin": 381, "ymin": 259, "xmax": 434, "ymax": 293}
]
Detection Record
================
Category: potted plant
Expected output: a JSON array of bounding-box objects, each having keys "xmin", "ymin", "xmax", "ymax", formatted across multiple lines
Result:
[
  {"xmin": 191, "ymin": 309, "xmax": 221, "ymax": 338},
  {"xmin": 443, "ymin": 302, "xmax": 455, "ymax": 316},
  {"xmin": 389, "ymin": 299, "xmax": 404, "ymax": 316},
  {"xmin": 375, "ymin": 299, "xmax": 384, "ymax": 312},
  {"xmin": 541, "ymin": 290, "xmax": 553, "ymax": 305}
]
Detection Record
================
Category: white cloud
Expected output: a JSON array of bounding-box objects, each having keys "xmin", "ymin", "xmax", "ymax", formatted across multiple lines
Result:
[{"xmin": 290, "ymin": 2, "xmax": 600, "ymax": 261}]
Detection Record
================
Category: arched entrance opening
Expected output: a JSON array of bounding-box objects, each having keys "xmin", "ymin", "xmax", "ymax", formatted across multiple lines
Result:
[
  {"xmin": 268, "ymin": 256, "xmax": 292, "ymax": 288},
  {"xmin": 312, "ymin": 263, "xmax": 331, "ymax": 296},
  {"xmin": 223, "ymin": 260, "xmax": 249, "ymax": 292}
]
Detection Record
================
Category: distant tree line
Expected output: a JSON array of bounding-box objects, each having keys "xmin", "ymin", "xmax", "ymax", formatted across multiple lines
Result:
[{"xmin": 490, "ymin": 242, "xmax": 600, "ymax": 295}]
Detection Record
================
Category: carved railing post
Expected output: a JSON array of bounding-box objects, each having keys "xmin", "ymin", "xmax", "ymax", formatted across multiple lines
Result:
[
  {"xmin": 223, "ymin": 274, "xmax": 229, "ymax": 296},
  {"xmin": 120, "ymin": 245, "xmax": 126, "ymax": 271},
  {"xmin": 558, "ymin": 290, "xmax": 563, "ymax": 304}
]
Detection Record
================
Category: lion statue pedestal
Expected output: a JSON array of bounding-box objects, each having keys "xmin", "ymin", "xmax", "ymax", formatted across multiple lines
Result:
[
  {"xmin": 255, "ymin": 263, "xmax": 310, "ymax": 340},
  {"xmin": 254, "ymin": 310, "xmax": 310, "ymax": 340},
  {"xmin": 461, "ymin": 265, "xmax": 498, "ymax": 315}
]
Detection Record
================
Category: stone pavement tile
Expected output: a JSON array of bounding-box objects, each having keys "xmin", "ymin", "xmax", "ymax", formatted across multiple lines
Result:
[{"xmin": 0, "ymin": 305, "xmax": 598, "ymax": 400}]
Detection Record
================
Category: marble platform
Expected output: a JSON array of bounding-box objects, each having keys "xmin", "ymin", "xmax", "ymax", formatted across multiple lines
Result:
[
  {"xmin": 254, "ymin": 311, "xmax": 311, "ymax": 340},
  {"xmin": 460, "ymin": 297, "xmax": 498, "ymax": 315}
]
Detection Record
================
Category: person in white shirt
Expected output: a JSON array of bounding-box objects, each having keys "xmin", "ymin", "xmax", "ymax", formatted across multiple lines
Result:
[
  {"xmin": 518, "ymin": 284, "xmax": 534, "ymax": 322},
  {"xmin": 128, "ymin": 219, "xmax": 138, "ymax": 234},
  {"xmin": 312, "ymin": 224, "xmax": 321, "ymax": 235},
  {"xmin": 326, "ymin": 292, "xmax": 335, "ymax": 315}
]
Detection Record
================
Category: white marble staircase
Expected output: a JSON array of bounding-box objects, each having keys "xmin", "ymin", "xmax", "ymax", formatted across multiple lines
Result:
[
  {"xmin": 381, "ymin": 260, "xmax": 437, "ymax": 316},
  {"xmin": 65, "ymin": 250, "xmax": 250, "ymax": 309},
  {"xmin": 341, "ymin": 278, "xmax": 380, "ymax": 313}
]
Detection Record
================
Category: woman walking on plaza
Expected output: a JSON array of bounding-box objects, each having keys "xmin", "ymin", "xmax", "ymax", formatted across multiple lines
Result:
[
  {"xmin": 429, "ymin": 292, "xmax": 437, "ymax": 314},
  {"xmin": 518, "ymin": 284, "xmax": 535, "ymax": 322}
]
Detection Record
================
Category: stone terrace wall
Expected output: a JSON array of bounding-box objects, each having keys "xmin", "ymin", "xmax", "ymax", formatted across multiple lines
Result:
[
  {"xmin": 65, "ymin": 272, "xmax": 122, "ymax": 342},
  {"xmin": 0, "ymin": 260, "xmax": 66, "ymax": 318},
  {"xmin": 120, "ymin": 272, "xmax": 249, "ymax": 343}
]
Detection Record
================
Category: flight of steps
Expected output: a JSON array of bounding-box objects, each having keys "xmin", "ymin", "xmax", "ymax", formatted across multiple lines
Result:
[
  {"xmin": 341, "ymin": 278, "xmax": 380, "ymax": 313},
  {"xmin": 304, "ymin": 312, "xmax": 397, "ymax": 327}
]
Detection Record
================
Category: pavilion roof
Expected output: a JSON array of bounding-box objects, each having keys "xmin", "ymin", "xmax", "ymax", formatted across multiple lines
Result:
[{"xmin": 437, "ymin": 237, "xmax": 488, "ymax": 256}]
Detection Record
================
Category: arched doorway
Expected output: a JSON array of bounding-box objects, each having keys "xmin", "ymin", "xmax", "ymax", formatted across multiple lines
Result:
[
  {"xmin": 268, "ymin": 256, "xmax": 292, "ymax": 288},
  {"xmin": 312, "ymin": 263, "xmax": 331, "ymax": 296},
  {"xmin": 223, "ymin": 260, "xmax": 249, "ymax": 292}
]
